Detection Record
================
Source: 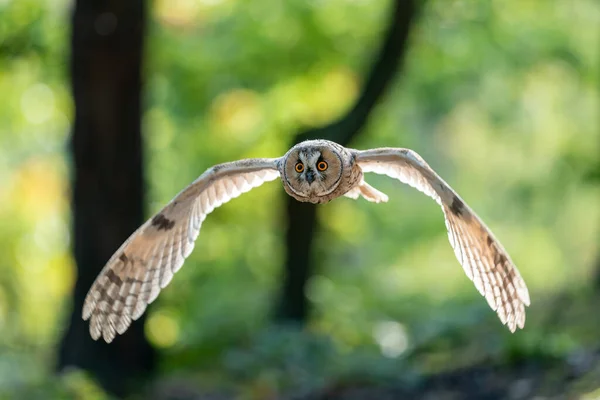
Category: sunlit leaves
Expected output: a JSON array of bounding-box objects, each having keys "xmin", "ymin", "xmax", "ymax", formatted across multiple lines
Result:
[
  {"xmin": 1, "ymin": 0, "xmax": 599, "ymax": 395},
  {"xmin": 146, "ymin": 308, "xmax": 181, "ymax": 349},
  {"xmin": 210, "ymin": 89, "xmax": 263, "ymax": 139}
]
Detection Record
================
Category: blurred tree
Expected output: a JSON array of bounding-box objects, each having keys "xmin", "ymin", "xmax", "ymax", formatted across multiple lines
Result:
[
  {"xmin": 594, "ymin": 58, "xmax": 600, "ymax": 290},
  {"xmin": 57, "ymin": 0, "xmax": 155, "ymax": 396},
  {"xmin": 276, "ymin": 0, "xmax": 417, "ymax": 322}
]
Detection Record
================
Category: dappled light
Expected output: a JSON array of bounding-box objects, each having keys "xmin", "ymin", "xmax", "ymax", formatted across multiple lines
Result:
[{"xmin": 0, "ymin": 0, "xmax": 598, "ymax": 398}]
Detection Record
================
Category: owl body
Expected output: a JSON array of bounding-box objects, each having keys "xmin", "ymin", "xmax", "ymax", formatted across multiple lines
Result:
[{"xmin": 82, "ymin": 139, "xmax": 531, "ymax": 343}]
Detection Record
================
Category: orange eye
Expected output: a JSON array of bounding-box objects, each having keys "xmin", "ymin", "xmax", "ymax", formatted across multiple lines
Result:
[
  {"xmin": 317, "ymin": 161, "xmax": 328, "ymax": 171},
  {"xmin": 295, "ymin": 162, "xmax": 304, "ymax": 173}
]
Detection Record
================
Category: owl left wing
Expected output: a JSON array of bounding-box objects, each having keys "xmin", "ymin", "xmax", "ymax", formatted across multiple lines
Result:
[
  {"xmin": 82, "ymin": 158, "xmax": 281, "ymax": 343},
  {"xmin": 355, "ymin": 148, "xmax": 530, "ymax": 332}
]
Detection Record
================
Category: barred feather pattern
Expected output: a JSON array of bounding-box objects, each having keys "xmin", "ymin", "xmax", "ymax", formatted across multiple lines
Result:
[
  {"xmin": 356, "ymin": 148, "xmax": 530, "ymax": 332},
  {"xmin": 82, "ymin": 159, "xmax": 280, "ymax": 343}
]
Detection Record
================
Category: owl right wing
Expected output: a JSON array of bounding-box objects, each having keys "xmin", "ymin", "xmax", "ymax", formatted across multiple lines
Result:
[
  {"xmin": 82, "ymin": 158, "xmax": 281, "ymax": 343},
  {"xmin": 355, "ymin": 148, "xmax": 530, "ymax": 332}
]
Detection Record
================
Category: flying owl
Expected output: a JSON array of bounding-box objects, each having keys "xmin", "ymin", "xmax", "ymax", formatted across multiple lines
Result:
[{"xmin": 83, "ymin": 139, "xmax": 530, "ymax": 343}]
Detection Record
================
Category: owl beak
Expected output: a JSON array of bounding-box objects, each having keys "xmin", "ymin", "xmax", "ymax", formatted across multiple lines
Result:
[{"xmin": 305, "ymin": 170, "xmax": 316, "ymax": 184}]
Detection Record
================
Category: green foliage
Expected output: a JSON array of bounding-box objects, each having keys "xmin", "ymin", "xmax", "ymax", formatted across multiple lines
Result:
[{"xmin": 0, "ymin": 0, "xmax": 599, "ymax": 398}]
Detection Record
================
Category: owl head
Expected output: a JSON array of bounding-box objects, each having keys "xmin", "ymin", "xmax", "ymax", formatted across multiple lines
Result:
[{"xmin": 280, "ymin": 139, "xmax": 350, "ymax": 203}]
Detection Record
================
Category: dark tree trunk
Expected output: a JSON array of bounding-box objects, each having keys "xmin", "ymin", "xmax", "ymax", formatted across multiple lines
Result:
[
  {"xmin": 593, "ymin": 47, "xmax": 600, "ymax": 288},
  {"xmin": 276, "ymin": 0, "xmax": 417, "ymax": 322},
  {"xmin": 58, "ymin": 0, "xmax": 155, "ymax": 396}
]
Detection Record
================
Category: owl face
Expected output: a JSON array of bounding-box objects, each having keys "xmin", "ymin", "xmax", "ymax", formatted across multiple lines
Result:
[{"xmin": 282, "ymin": 142, "xmax": 344, "ymax": 201}]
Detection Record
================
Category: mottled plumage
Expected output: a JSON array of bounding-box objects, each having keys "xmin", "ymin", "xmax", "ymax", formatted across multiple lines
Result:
[{"xmin": 83, "ymin": 139, "xmax": 530, "ymax": 342}]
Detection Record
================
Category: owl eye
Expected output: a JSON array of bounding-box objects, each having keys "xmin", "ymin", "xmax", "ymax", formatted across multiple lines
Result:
[
  {"xmin": 295, "ymin": 162, "xmax": 304, "ymax": 173},
  {"xmin": 317, "ymin": 161, "xmax": 328, "ymax": 171}
]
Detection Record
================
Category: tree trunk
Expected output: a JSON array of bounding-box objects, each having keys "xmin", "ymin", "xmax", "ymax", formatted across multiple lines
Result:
[
  {"xmin": 276, "ymin": 0, "xmax": 417, "ymax": 322},
  {"xmin": 58, "ymin": 0, "xmax": 155, "ymax": 396}
]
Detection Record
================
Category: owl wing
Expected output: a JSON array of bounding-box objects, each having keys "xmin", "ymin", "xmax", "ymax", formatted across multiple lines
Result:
[
  {"xmin": 82, "ymin": 158, "xmax": 281, "ymax": 343},
  {"xmin": 355, "ymin": 148, "xmax": 530, "ymax": 332}
]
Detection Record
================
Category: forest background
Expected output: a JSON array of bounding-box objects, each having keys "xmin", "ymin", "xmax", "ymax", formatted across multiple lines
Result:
[{"xmin": 0, "ymin": 0, "xmax": 599, "ymax": 398}]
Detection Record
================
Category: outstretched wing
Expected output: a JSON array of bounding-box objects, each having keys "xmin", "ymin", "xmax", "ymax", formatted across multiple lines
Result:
[
  {"xmin": 355, "ymin": 148, "xmax": 530, "ymax": 332},
  {"xmin": 82, "ymin": 158, "xmax": 281, "ymax": 342}
]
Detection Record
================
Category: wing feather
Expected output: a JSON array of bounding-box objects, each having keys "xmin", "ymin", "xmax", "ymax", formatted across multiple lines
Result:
[
  {"xmin": 356, "ymin": 148, "xmax": 530, "ymax": 332},
  {"xmin": 83, "ymin": 158, "xmax": 281, "ymax": 342}
]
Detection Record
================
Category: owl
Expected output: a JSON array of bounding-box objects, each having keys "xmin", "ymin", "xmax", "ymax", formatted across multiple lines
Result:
[{"xmin": 83, "ymin": 139, "xmax": 530, "ymax": 343}]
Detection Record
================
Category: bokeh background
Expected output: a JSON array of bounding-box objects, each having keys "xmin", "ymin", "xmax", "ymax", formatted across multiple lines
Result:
[{"xmin": 0, "ymin": 0, "xmax": 599, "ymax": 399}]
